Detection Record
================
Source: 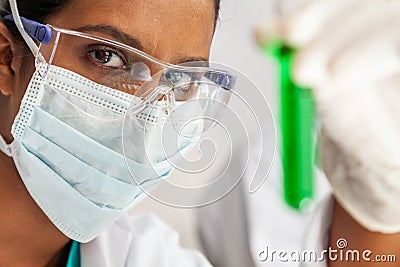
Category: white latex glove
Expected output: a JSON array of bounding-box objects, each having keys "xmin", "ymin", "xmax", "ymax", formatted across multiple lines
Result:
[{"xmin": 285, "ymin": 0, "xmax": 400, "ymax": 234}]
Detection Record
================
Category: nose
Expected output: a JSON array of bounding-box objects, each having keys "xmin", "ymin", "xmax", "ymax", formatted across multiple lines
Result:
[{"xmin": 106, "ymin": 62, "xmax": 168, "ymax": 96}]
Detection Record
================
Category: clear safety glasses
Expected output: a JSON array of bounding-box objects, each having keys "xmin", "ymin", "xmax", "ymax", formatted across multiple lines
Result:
[{"xmin": 5, "ymin": 16, "xmax": 235, "ymax": 133}]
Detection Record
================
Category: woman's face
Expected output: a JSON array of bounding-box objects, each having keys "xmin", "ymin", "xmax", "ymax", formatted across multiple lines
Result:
[{"xmin": 1, "ymin": 0, "xmax": 216, "ymax": 141}]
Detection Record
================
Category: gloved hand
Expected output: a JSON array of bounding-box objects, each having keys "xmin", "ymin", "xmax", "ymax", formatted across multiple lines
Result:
[{"xmin": 284, "ymin": 0, "xmax": 400, "ymax": 234}]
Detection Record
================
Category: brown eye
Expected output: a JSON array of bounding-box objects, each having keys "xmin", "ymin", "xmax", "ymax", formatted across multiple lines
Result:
[{"xmin": 88, "ymin": 49, "xmax": 127, "ymax": 68}]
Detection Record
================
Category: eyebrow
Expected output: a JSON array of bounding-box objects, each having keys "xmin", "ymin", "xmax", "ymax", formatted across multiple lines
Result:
[
  {"xmin": 178, "ymin": 57, "xmax": 209, "ymax": 65},
  {"xmin": 72, "ymin": 25, "xmax": 209, "ymax": 65},
  {"xmin": 73, "ymin": 24, "xmax": 143, "ymax": 51}
]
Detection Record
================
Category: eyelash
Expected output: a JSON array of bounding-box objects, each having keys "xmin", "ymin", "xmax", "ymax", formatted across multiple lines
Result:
[{"xmin": 85, "ymin": 45, "xmax": 131, "ymax": 71}]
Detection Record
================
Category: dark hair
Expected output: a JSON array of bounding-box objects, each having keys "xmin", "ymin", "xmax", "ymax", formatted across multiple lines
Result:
[
  {"xmin": 0, "ymin": 0, "xmax": 70, "ymax": 41},
  {"xmin": 214, "ymin": 0, "xmax": 221, "ymax": 27},
  {"xmin": 1, "ymin": 0, "xmax": 221, "ymax": 42}
]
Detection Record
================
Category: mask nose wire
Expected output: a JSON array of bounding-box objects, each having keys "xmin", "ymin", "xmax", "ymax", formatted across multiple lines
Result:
[
  {"xmin": 128, "ymin": 68, "xmax": 184, "ymax": 115},
  {"xmin": 9, "ymin": 0, "xmax": 40, "ymax": 56},
  {"xmin": 127, "ymin": 85, "xmax": 174, "ymax": 115}
]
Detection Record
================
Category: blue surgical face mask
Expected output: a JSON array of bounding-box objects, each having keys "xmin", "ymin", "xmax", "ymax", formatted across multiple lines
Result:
[{"xmin": 0, "ymin": 63, "xmax": 201, "ymax": 242}]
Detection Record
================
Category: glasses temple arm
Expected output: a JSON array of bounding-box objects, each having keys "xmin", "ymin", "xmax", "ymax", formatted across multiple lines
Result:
[{"xmin": 4, "ymin": 15, "xmax": 52, "ymax": 44}]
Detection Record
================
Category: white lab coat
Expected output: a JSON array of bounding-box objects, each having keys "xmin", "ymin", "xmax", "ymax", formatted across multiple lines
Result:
[
  {"xmin": 300, "ymin": 195, "xmax": 333, "ymax": 267},
  {"xmin": 198, "ymin": 151, "xmax": 333, "ymax": 267},
  {"xmin": 80, "ymin": 213, "xmax": 212, "ymax": 267}
]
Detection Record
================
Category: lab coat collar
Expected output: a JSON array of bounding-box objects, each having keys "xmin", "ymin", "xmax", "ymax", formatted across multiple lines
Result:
[{"xmin": 80, "ymin": 216, "xmax": 133, "ymax": 267}]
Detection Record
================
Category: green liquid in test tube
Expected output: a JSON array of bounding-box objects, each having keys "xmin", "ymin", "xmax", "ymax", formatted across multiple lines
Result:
[{"xmin": 263, "ymin": 40, "xmax": 317, "ymax": 211}]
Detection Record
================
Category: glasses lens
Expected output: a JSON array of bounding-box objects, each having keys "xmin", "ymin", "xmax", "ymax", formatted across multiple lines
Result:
[
  {"xmin": 38, "ymin": 28, "xmax": 155, "ymax": 93},
  {"xmin": 131, "ymin": 61, "xmax": 235, "ymax": 138}
]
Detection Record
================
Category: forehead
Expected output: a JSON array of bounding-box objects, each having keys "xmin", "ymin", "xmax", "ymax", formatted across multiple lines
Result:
[{"xmin": 46, "ymin": 0, "xmax": 216, "ymax": 62}]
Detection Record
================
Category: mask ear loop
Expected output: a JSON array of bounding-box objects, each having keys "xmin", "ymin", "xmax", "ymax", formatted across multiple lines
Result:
[
  {"xmin": 164, "ymin": 85, "xmax": 175, "ymax": 115},
  {"xmin": 36, "ymin": 30, "xmax": 60, "ymax": 79},
  {"xmin": 163, "ymin": 86, "xmax": 176, "ymax": 125},
  {"xmin": 128, "ymin": 85, "xmax": 172, "ymax": 115},
  {"xmin": 0, "ymin": 134, "xmax": 13, "ymax": 157}
]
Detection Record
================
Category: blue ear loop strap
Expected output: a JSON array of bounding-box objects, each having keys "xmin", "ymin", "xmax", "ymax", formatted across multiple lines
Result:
[{"xmin": 4, "ymin": 15, "xmax": 52, "ymax": 44}]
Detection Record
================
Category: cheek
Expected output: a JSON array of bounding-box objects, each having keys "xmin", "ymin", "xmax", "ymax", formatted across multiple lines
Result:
[
  {"xmin": 14, "ymin": 52, "xmax": 35, "ymax": 99},
  {"xmin": 2, "ymin": 52, "xmax": 36, "ymax": 140}
]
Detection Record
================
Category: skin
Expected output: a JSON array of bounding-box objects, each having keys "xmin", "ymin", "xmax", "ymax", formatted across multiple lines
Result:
[
  {"xmin": 329, "ymin": 200, "xmax": 400, "ymax": 267},
  {"xmin": 0, "ymin": 0, "xmax": 215, "ymax": 266}
]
